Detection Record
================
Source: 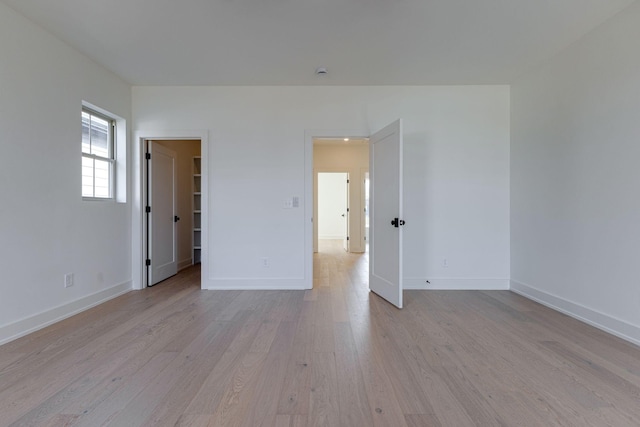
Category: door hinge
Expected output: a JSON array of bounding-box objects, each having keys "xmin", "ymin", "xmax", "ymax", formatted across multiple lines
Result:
[
  {"xmin": 347, "ymin": 236, "xmax": 350, "ymax": 241},
  {"xmin": 145, "ymin": 153, "xmax": 151, "ymax": 160},
  {"xmin": 145, "ymin": 259, "xmax": 151, "ymax": 266},
  {"xmin": 347, "ymin": 179, "xmax": 350, "ymax": 183},
  {"xmin": 145, "ymin": 206, "xmax": 151, "ymax": 213},
  {"xmin": 347, "ymin": 208, "xmax": 350, "ymax": 212}
]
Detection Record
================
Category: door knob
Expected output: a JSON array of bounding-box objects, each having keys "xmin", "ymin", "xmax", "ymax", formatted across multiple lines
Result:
[
  {"xmin": 174, "ymin": 216, "xmax": 180, "ymax": 222},
  {"xmin": 391, "ymin": 218, "xmax": 405, "ymax": 228}
]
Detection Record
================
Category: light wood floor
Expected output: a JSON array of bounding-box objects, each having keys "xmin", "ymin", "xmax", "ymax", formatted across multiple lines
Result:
[{"xmin": 1, "ymin": 241, "xmax": 640, "ymax": 427}]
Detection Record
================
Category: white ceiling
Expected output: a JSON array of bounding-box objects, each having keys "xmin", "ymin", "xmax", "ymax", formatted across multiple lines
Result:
[{"xmin": 2, "ymin": 0, "xmax": 635, "ymax": 86}]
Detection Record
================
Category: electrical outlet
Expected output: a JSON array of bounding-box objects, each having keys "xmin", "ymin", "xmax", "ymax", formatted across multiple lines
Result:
[
  {"xmin": 261, "ymin": 257, "xmax": 269, "ymax": 268},
  {"xmin": 64, "ymin": 273, "xmax": 74, "ymax": 288}
]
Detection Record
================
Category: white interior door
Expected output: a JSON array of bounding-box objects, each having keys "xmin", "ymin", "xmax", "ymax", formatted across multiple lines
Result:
[
  {"xmin": 343, "ymin": 174, "xmax": 350, "ymax": 252},
  {"xmin": 369, "ymin": 119, "xmax": 404, "ymax": 308},
  {"xmin": 148, "ymin": 141, "xmax": 178, "ymax": 286}
]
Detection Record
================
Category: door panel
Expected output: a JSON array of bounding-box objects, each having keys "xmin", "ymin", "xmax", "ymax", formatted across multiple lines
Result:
[
  {"xmin": 149, "ymin": 142, "xmax": 178, "ymax": 286},
  {"xmin": 369, "ymin": 119, "xmax": 403, "ymax": 308}
]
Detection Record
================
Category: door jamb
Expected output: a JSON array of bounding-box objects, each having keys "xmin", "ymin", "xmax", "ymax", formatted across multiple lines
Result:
[
  {"xmin": 132, "ymin": 130, "xmax": 209, "ymax": 290},
  {"xmin": 360, "ymin": 167, "xmax": 370, "ymax": 251}
]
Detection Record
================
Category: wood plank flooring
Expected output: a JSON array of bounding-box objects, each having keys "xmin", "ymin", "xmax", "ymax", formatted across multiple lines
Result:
[{"xmin": 1, "ymin": 240, "xmax": 640, "ymax": 426}]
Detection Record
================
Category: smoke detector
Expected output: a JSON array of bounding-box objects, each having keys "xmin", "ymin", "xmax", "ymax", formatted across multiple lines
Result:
[{"xmin": 315, "ymin": 67, "xmax": 328, "ymax": 75}]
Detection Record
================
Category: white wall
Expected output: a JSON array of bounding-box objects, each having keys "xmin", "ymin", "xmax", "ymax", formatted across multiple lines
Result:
[
  {"xmin": 133, "ymin": 85, "xmax": 510, "ymax": 290},
  {"xmin": 156, "ymin": 140, "xmax": 201, "ymax": 270},
  {"xmin": 314, "ymin": 143, "xmax": 369, "ymax": 252},
  {"xmin": 0, "ymin": 3, "xmax": 132, "ymax": 344},
  {"xmin": 318, "ymin": 173, "xmax": 348, "ymax": 240},
  {"xmin": 511, "ymin": 3, "xmax": 640, "ymax": 345}
]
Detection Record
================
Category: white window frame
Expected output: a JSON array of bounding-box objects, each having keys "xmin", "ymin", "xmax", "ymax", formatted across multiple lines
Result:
[{"xmin": 82, "ymin": 107, "xmax": 116, "ymax": 200}]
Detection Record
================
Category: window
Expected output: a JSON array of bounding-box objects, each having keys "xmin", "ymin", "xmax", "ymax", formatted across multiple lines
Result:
[{"xmin": 82, "ymin": 108, "xmax": 115, "ymax": 199}]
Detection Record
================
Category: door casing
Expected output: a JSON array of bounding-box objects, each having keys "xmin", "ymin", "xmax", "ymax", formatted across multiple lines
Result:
[{"xmin": 132, "ymin": 130, "xmax": 208, "ymax": 290}]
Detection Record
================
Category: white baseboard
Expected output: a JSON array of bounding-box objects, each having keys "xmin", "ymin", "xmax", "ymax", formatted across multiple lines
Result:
[
  {"xmin": 0, "ymin": 281, "xmax": 132, "ymax": 346},
  {"xmin": 206, "ymin": 277, "xmax": 310, "ymax": 290},
  {"xmin": 178, "ymin": 258, "xmax": 193, "ymax": 272},
  {"xmin": 510, "ymin": 279, "xmax": 640, "ymax": 347},
  {"xmin": 404, "ymin": 277, "xmax": 510, "ymax": 290}
]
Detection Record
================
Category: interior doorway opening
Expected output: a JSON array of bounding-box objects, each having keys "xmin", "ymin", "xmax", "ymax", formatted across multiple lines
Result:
[
  {"xmin": 317, "ymin": 172, "xmax": 350, "ymax": 252},
  {"xmin": 312, "ymin": 137, "xmax": 369, "ymax": 255},
  {"xmin": 133, "ymin": 130, "xmax": 207, "ymax": 291},
  {"xmin": 306, "ymin": 119, "xmax": 404, "ymax": 308},
  {"xmin": 145, "ymin": 140, "xmax": 201, "ymax": 287}
]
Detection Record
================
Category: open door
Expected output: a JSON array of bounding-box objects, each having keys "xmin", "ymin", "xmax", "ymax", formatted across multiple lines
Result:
[
  {"xmin": 369, "ymin": 119, "xmax": 404, "ymax": 308},
  {"xmin": 147, "ymin": 141, "xmax": 178, "ymax": 286},
  {"xmin": 343, "ymin": 174, "xmax": 350, "ymax": 252}
]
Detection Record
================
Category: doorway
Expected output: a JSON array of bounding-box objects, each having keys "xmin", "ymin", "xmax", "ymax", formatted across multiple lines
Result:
[
  {"xmin": 132, "ymin": 131, "xmax": 208, "ymax": 291},
  {"xmin": 316, "ymin": 172, "xmax": 349, "ymax": 252},
  {"xmin": 146, "ymin": 140, "xmax": 201, "ymax": 286},
  {"xmin": 306, "ymin": 120, "xmax": 404, "ymax": 308},
  {"xmin": 312, "ymin": 138, "xmax": 369, "ymax": 255}
]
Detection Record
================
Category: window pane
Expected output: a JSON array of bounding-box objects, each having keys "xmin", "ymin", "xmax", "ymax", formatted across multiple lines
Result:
[
  {"xmin": 90, "ymin": 115, "xmax": 110, "ymax": 157},
  {"xmin": 82, "ymin": 112, "xmax": 91, "ymax": 154},
  {"xmin": 82, "ymin": 156, "xmax": 94, "ymax": 197},
  {"xmin": 93, "ymin": 159, "xmax": 111, "ymax": 198},
  {"xmin": 82, "ymin": 108, "xmax": 115, "ymax": 199}
]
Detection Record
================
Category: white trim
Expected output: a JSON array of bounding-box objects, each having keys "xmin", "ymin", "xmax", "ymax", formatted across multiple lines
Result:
[
  {"xmin": 206, "ymin": 277, "xmax": 307, "ymax": 290},
  {"xmin": 132, "ymin": 130, "xmax": 209, "ymax": 291},
  {"xmin": 360, "ymin": 167, "xmax": 369, "ymax": 252},
  {"xmin": 511, "ymin": 279, "xmax": 640, "ymax": 347},
  {"xmin": 305, "ymin": 129, "xmax": 369, "ymax": 289},
  {"xmin": 0, "ymin": 281, "xmax": 132, "ymax": 346},
  {"xmin": 404, "ymin": 277, "xmax": 510, "ymax": 290}
]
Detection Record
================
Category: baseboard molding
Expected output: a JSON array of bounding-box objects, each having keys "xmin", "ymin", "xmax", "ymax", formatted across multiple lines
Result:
[
  {"xmin": 404, "ymin": 277, "xmax": 510, "ymax": 290},
  {"xmin": 0, "ymin": 281, "xmax": 132, "ymax": 346},
  {"xmin": 178, "ymin": 258, "xmax": 193, "ymax": 272},
  {"xmin": 206, "ymin": 277, "xmax": 310, "ymax": 290},
  {"xmin": 510, "ymin": 279, "xmax": 640, "ymax": 347}
]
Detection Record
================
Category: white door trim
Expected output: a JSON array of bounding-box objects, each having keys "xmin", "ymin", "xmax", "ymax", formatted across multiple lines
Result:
[
  {"xmin": 132, "ymin": 130, "xmax": 209, "ymax": 290},
  {"xmin": 360, "ymin": 167, "xmax": 370, "ymax": 250},
  {"xmin": 304, "ymin": 129, "xmax": 368, "ymax": 289}
]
